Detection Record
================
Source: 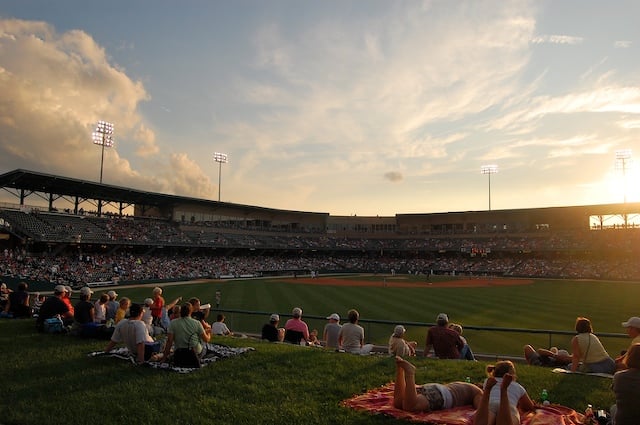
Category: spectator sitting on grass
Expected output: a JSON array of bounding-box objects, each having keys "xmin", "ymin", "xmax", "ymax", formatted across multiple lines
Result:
[
  {"xmin": 62, "ymin": 286, "xmax": 74, "ymax": 316},
  {"xmin": 161, "ymin": 302, "xmax": 211, "ymax": 363},
  {"xmin": 523, "ymin": 345, "xmax": 571, "ymax": 367},
  {"xmin": 261, "ymin": 313, "xmax": 285, "ymax": 342},
  {"xmin": 4, "ymin": 282, "xmax": 31, "ymax": 318},
  {"xmin": 105, "ymin": 290, "xmax": 119, "ymax": 322},
  {"xmin": 211, "ymin": 313, "xmax": 233, "ymax": 336},
  {"xmin": 338, "ymin": 309, "xmax": 373, "ymax": 355},
  {"xmin": 389, "ymin": 325, "xmax": 417, "ymax": 357},
  {"xmin": 72, "ymin": 286, "xmax": 95, "ymax": 332},
  {"xmin": 94, "ymin": 293, "xmax": 108, "ymax": 324},
  {"xmin": 284, "ymin": 307, "xmax": 310, "ymax": 345},
  {"xmin": 115, "ymin": 297, "xmax": 130, "ymax": 324},
  {"xmin": 616, "ymin": 316, "xmax": 640, "ymax": 371},
  {"xmin": 105, "ymin": 303, "xmax": 162, "ymax": 365},
  {"xmin": 570, "ymin": 316, "xmax": 616, "ymax": 374},
  {"xmin": 36, "ymin": 285, "xmax": 73, "ymax": 331},
  {"xmin": 323, "ymin": 313, "xmax": 342, "ymax": 349},
  {"xmin": 611, "ymin": 343, "xmax": 640, "ymax": 425},
  {"xmin": 449, "ymin": 323, "xmax": 477, "ymax": 361},
  {"xmin": 424, "ymin": 313, "xmax": 463, "ymax": 359},
  {"xmin": 188, "ymin": 297, "xmax": 210, "ymax": 322}
]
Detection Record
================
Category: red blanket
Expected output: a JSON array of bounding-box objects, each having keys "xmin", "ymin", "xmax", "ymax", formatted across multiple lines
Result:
[{"xmin": 342, "ymin": 383, "xmax": 585, "ymax": 425}]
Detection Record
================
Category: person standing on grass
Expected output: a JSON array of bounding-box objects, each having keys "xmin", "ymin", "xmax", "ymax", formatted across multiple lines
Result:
[
  {"xmin": 150, "ymin": 287, "xmax": 165, "ymax": 326},
  {"xmin": 338, "ymin": 309, "xmax": 373, "ymax": 355}
]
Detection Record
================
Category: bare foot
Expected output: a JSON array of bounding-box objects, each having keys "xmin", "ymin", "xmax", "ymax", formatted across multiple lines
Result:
[
  {"xmin": 501, "ymin": 373, "xmax": 513, "ymax": 390},
  {"xmin": 484, "ymin": 376, "xmax": 497, "ymax": 391},
  {"xmin": 395, "ymin": 356, "xmax": 416, "ymax": 374}
]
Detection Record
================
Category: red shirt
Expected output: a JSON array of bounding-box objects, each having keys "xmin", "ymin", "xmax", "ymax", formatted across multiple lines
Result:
[{"xmin": 426, "ymin": 325, "xmax": 463, "ymax": 359}]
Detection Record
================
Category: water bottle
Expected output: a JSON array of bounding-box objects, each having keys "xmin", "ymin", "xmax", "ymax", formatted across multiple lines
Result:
[{"xmin": 541, "ymin": 389, "xmax": 549, "ymax": 405}]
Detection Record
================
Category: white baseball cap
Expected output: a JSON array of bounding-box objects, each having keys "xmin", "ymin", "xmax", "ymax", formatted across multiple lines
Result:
[
  {"xmin": 326, "ymin": 313, "xmax": 340, "ymax": 321},
  {"xmin": 622, "ymin": 317, "xmax": 640, "ymax": 329}
]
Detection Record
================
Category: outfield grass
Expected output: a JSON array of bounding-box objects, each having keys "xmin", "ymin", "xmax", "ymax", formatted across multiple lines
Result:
[
  {"xmin": 1, "ymin": 274, "xmax": 631, "ymax": 425},
  {"xmin": 115, "ymin": 274, "xmax": 634, "ymax": 356}
]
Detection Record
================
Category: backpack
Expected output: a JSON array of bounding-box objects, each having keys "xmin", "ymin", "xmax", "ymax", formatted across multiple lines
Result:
[
  {"xmin": 44, "ymin": 317, "xmax": 65, "ymax": 334},
  {"xmin": 173, "ymin": 348, "xmax": 201, "ymax": 368}
]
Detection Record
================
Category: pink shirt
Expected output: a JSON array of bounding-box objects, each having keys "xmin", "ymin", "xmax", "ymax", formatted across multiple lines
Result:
[{"xmin": 284, "ymin": 318, "xmax": 309, "ymax": 340}]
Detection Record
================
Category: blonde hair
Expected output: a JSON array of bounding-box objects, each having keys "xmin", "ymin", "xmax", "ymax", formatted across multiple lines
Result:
[
  {"xmin": 449, "ymin": 323, "xmax": 463, "ymax": 335},
  {"xmin": 486, "ymin": 360, "xmax": 516, "ymax": 378},
  {"xmin": 153, "ymin": 287, "xmax": 163, "ymax": 295}
]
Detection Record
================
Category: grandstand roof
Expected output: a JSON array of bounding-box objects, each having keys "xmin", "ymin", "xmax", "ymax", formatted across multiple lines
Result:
[{"xmin": 0, "ymin": 169, "xmax": 328, "ymax": 218}]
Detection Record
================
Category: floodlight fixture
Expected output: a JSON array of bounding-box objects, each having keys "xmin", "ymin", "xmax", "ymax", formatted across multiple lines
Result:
[
  {"xmin": 615, "ymin": 149, "xmax": 633, "ymax": 203},
  {"xmin": 481, "ymin": 164, "xmax": 499, "ymax": 211},
  {"xmin": 92, "ymin": 120, "xmax": 114, "ymax": 183},
  {"xmin": 213, "ymin": 152, "xmax": 228, "ymax": 202}
]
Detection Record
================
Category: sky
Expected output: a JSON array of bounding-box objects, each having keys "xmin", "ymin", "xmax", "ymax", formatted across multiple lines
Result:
[{"xmin": 0, "ymin": 0, "xmax": 639, "ymax": 216}]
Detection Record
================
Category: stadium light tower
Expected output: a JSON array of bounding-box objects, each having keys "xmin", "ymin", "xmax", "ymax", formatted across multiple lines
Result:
[
  {"xmin": 213, "ymin": 152, "xmax": 228, "ymax": 202},
  {"xmin": 615, "ymin": 149, "xmax": 632, "ymax": 203},
  {"xmin": 92, "ymin": 120, "xmax": 114, "ymax": 183},
  {"xmin": 481, "ymin": 164, "xmax": 498, "ymax": 211}
]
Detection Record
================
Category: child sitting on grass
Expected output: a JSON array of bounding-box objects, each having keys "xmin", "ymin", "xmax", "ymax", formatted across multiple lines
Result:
[{"xmin": 473, "ymin": 360, "xmax": 535, "ymax": 425}]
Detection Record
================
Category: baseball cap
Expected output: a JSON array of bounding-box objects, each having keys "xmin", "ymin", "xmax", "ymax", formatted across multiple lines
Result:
[
  {"xmin": 622, "ymin": 316, "xmax": 640, "ymax": 329},
  {"xmin": 107, "ymin": 290, "xmax": 118, "ymax": 298},
  {"xmin": 80, "ymin": 287, "xmax": 93, "ymax": 296},
  {"xmin": 436, "ymin": 313, "xmax": 449, "ymax": 323},
  {"xmin": 144, "ymin": 298, "xmax": 154, "ymax": 306},
  {"xmin": 54, "ymin": 285, "xmax": 66, "ymax": 294},
  {"xmin": 393, "ymin": 325, "xmax": 406, "ymax": 337},
  {"xmin": 326, "ymin": 313, "xmax": 340, "ymax": 321},
  {"xmin": 270, "ymin": 313, "xmax": 280, "ymax": 322}
]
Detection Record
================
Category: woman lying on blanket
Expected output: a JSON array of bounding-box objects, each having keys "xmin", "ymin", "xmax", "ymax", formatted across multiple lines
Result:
[
  {"xmin": 393, "ymin": 356, "xmax": 483, "ymax": 412},
  {"xmin": 474, "ymin": 360, "xmax": 536, "ymax": 425}
]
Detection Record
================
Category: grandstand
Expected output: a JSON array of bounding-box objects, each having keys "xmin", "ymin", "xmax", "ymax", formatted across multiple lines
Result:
[{"xmin": 1, "ymin": 168, "xmax": 639, "ymax": 289}]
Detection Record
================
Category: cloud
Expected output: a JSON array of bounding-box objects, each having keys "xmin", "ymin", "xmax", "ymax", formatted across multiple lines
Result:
[
  {"xmin": 0, "ymin": 19, "xmax": 147, "ymax": 177},
  {"xmin": 384, "ymin": 171, "xmax": 403, "ymax": 182},
  {"xmin": 614, "ymin": 40, "xmax": 631, "ymax": 48},
  {"xmin": 530, "ymin": 35, "xmax": 584, "ymax": 45}
]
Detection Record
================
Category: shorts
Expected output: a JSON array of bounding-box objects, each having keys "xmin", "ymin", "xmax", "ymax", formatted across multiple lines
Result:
[{"xmin": 417, "ymin": 384, "xmax": 452, "ymax": 411}]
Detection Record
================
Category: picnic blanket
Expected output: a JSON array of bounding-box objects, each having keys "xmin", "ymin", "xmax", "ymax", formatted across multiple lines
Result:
[
  {"xmin": 89, "ymin": 342, "xmax": 255, "ymax": 373},
  {"xmin": 552, "ymin": 367, "xmax": 614, "ymax": 379},
  {"xmin": 342, "ymin": 383, "xmax": 585, "ymax": 425}
]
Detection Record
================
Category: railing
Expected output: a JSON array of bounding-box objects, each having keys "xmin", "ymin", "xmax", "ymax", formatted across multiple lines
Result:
[{"xmin": 213, "ymin": 308, "xmax": 629, "ymax": 359}]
